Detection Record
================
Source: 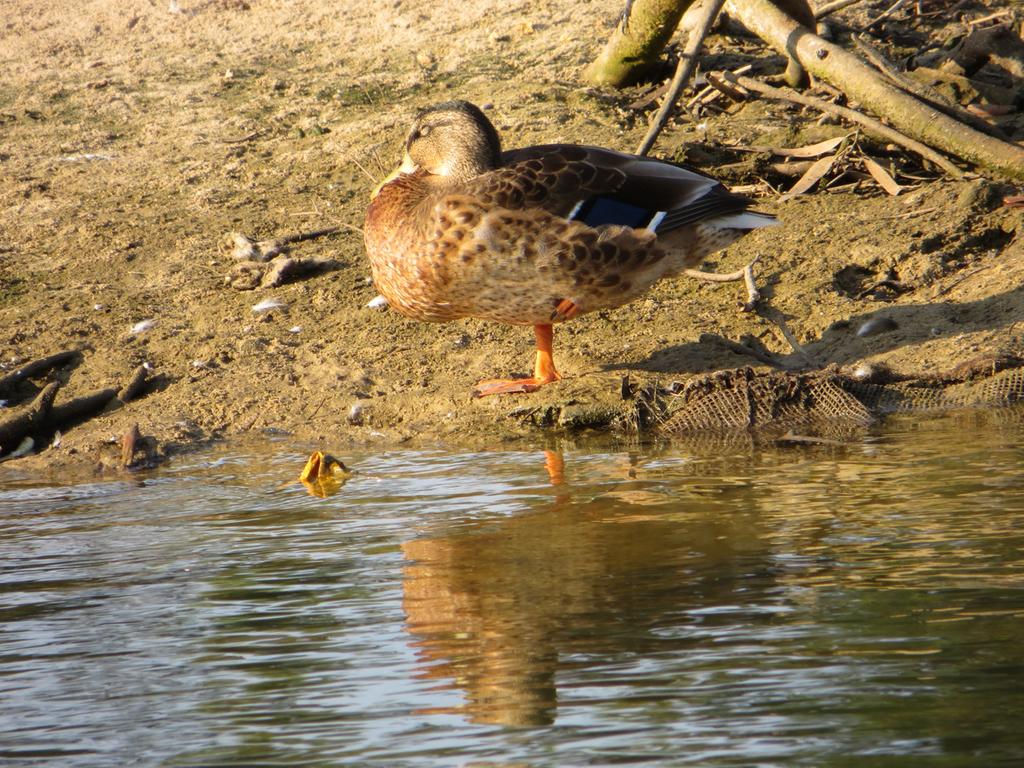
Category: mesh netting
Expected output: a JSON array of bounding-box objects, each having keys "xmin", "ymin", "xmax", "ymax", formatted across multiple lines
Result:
[
  {"xmin": 656, "ymin": 357, "xmax": 1024, "ymax": 437},
  {"xmin": 846, "ymin": 366, "xmax": 1024, "ymax": 413}
]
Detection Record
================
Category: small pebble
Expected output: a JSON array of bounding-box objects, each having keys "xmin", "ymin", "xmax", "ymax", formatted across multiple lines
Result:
[
  {"xmin": 288, "ymin": 325, "xmax": 302, "ymax": 334},
  {"xmin": 252, "ymin": 298, "xmax": 286, "ymax": 314},
  {"xmin": 367, "ymin": 295, "xmax": 388, "ymax": 310},
  {"xmin": 93, "ymin": 303, "xmax": 105, "ymax": 311}
]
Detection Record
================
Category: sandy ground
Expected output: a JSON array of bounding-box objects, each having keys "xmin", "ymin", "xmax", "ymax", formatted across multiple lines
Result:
[{"xmin": 1, "ymin": 0, "xmax": 1022, "ymax": 475}]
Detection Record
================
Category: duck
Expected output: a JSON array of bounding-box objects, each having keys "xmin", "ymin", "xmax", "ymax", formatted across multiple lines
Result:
[{"xmin": 364, "ymin": 100, "xmax": 777, "ymax": 397}]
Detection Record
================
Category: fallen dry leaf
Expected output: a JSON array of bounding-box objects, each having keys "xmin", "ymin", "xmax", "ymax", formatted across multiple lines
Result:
[
  {"xmin": 779, "ymin": 154, "xmax": 836, "ymax": 201},
  {"xmin": 862, "ymin": 155, "xmax": 902, "ymax": 196},
  {"xmin": 734, "ymin": 135, "xmax": 848, "ymax": 159},
  {"xmin": 771, "ymin": 136, "xmax": 848, "ymax": 158},
  {"xmin": 966, "ymin": 103, "xmax": 1016, "ymax": 118}
]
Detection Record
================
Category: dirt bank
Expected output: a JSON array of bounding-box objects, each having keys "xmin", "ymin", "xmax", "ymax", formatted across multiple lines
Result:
[{"xmin": 2, "ymin": 0, "xmax": 1022, "ymax": 475}]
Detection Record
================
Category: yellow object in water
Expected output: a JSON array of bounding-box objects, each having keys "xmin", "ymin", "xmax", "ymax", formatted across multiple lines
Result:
[{"xmin": 299, "ymin": 450, "xmax": 350, "ymax": 498}]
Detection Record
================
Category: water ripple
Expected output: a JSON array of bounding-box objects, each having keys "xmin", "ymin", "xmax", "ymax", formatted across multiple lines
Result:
[{"xmin": 2, "ymin": 413, "xmax": 1024, "ymax": 765}]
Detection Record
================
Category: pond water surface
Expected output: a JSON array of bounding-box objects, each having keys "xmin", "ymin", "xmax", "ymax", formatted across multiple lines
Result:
[{"xmin": 2, "ymin": 411, "xmax": 1024, "ymax": 767}]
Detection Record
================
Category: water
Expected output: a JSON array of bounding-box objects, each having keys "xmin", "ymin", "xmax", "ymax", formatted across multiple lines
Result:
[{"xmin": 2, "ymin": 411, "xmax": 1024, "ymax": 767}]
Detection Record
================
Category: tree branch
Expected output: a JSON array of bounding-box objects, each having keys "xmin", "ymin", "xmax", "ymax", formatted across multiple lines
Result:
[
  {"xmin": 728, "ymin": 0, "xmax": 1024, "ymax": 179},
  {"xmin": 635, "ymin": 0, "xmax": 727, "ymax": 155}
]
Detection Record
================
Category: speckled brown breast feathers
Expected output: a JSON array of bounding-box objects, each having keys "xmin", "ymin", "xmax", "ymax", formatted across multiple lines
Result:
[
  {"xmin": 363, "ymin": 100, "xmax": 776, "ymax": 329},
  {"xmin": 366, "ymin": 172, "xmax": 667, "ymax": 326}
]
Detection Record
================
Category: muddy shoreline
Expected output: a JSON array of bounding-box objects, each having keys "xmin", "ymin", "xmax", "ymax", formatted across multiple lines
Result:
[{"xmin": 2, "ymin": 0, "xmax": 1022, "ymax": 475}]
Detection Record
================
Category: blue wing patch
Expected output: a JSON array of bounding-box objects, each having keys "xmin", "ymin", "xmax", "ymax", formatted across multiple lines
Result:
[{"xmin": 570, "ymin": 196, "xmax": 663, "ymax": 231}]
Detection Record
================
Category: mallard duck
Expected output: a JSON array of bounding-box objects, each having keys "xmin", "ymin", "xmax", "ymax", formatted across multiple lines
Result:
[{"xmin": 365, "ymin": 100, "xmax": 777, "ymax": 396}]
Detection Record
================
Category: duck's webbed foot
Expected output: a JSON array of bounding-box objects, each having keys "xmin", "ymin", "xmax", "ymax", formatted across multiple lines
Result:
[{"xmin": 472, "ymin": 323, "xmax": 562, "ymax": 398}]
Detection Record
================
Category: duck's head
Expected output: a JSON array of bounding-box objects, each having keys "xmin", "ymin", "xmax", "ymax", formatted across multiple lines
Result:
[{"xmin": 373, "ymin": 101, "xmax": 501, "ymax": 197}]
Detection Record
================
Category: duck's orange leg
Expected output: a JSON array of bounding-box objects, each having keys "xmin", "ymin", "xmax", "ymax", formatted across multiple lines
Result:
[{"xmin": 473, "ymin": 324, "xmax": 562, "ymax": 397}]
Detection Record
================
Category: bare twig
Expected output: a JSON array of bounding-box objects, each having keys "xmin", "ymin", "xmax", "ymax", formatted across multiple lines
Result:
[
  {"xmin": 635, "ymin": 0, "xmax": 726, "ymax": 156},
  {"xmin": 881, "ymin": 205, "xmax": 938, "ymax": 219},
  {"xmin": 686, "ymin": 256, "xmax": 762, "ymax": 311},
  {"xmin": 814, "ymin": 0, "xmax": 864, "ymax": 20},
  {"xmin": 757, "ymin": 306, "xmax": 817, "ymax": 367},
  {"xmin": 863, "ymin": 0, "xmax": 910, "ymax": 30},
  {"xmin": 686, "ymin": 64, "xmax": 754, "ymax": 111},
  {"xmin": 854, "ymin": 35, "xmax": 952, "ymax": 106},
  {"xmin": 731, "ymin": 74, "xmax": 964, "ymax": 178},
  {"xmin": 730, "ymin": 0, "xmax": 1024, "ymax": 179},
  {"xmin": 966, "ymin": 9, "xmax": 1013, "ymax": 27},
  {"xmin": 934, "ymin": 264, "xmax": 996, "ymax": 297},
  {"xmin": 711, "ymin": 336, "xmax": 785, "ymax": 367},
  {"xmin": 0, "ymin": 350, "xmax": 78, "ymax": 395},
  {"xmin": 222, "ymin": 131, "xmax": 262, "ymax": 144},
  {"xmin": 684, "ymin": 264, "xmax": 750, "ymax": 283}
]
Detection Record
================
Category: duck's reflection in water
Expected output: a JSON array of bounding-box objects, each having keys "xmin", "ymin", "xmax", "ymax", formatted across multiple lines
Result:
[{"xmin": 401, "ymin": 449, "xmax": 775, "ymax": 726}]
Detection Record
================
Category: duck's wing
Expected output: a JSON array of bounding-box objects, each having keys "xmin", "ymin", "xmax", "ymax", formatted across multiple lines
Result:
[
  {"xmin": 461, "ymin": 145, "xmax": 623, "ymax": 217},
  {"xmin": 479, "ymin": 145, "xmax": 769, "ymax": 233}
]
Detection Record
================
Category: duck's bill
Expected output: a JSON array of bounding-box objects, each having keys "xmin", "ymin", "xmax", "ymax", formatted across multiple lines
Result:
[{"xmin": 370, "ymin": 157, "xmax": 418, "ymax": 199}]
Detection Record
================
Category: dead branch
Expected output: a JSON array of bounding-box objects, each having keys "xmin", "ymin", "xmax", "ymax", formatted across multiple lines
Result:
[
  {"xmin": 731, "ymin": 74, "xmax": 963, "ymax": 177},
  {"xmin": 587, "ymin": 0, "xmax": 700, "ymax": 87},
  {"xmin": 757, "ymin": 306, "xmax": 816, "ymax": 366},
  {"xmin": 0, "ymin": 350, "xmax": 78, "ymax": 395},
  {"xmin": 852, "ymin": 35, "xmax": 1008, "ymax": 140},
  {"xmin": 679, "ymin": 0, "xmax": 814, "ymax": 86},
  {"xmin": 47, "ymin": 388, "xmax": 119, "ymax": 426},
  {"xmin": 685, "ymin": 256, "xmax": 761, "ymax": 308},
  {"xmin": 117, "ymin": 365, "xmax": 150, "ymax": 403},
  {"xmin": 0, "ymin": 382, "xmax": 60, "ymax": 455},
  {"xmin": 227, "ymin": 226, "xmax": 343, "ymax": 262},
  {"xmin": 0, "ymin": 365, "xmax": 152, "ymax": 460},
  {"xmin": 729, "ymin": 0, "xmax": 1024, "ymax": 179},
  {"xmin": 814, "ymin": 0, "xmax": 864, "ymax": 20},
  {"xmin": 635, "ymin": 0, "xmax": 726, "ymax": 155}
]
